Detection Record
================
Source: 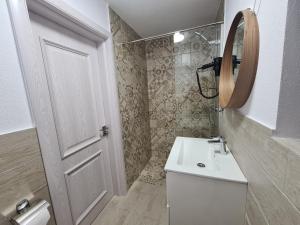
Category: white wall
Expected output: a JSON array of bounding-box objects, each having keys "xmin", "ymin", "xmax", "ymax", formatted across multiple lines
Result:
[
  {"xmin": 223, "ymin": 0, "xmax": 288, "ymax": 129},
  {"xmin": 0, "ymin": 0, "xmax": 111, "ymax": 135},
  {"xmin": 62, "ymin": 0, "xmax": 110, "ymax": 30},
  {"xmin": 0, "ymin": 0, "xmax": 33, "ymax": 135}
]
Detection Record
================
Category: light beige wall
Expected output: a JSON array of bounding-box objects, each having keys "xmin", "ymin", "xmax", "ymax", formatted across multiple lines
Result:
[
  {"xmin": 220, "ymin": 109, "xmax": 300, "ymax": 225},
  {"xmin": 0, "ymin": 129, "xmax": 56, "ymax": 225}
]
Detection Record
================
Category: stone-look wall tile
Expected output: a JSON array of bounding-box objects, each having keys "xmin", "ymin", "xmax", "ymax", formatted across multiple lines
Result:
[
  {"xmin": 145, "ymin": 27, "xmax": 220, "ymax": 170},
  {"xmin": 246, "ymin": 189, "xmax": 269, "ymax": 225},
  {"xmin": 272, "ymin": 138, "xmax": 300, "ymax": 211},
  {"xmin": 146, "ymin": 36, "xmax": 177, "ymax": 166},
  {"xmin": 244, "ymin": 125, "xmax": 287, "ymax": 189},
  {"xmin": 0, "ymin": 128, "xmax": 41, "ymax": 173},
  {"xmin": 220, "ymin": 109, "xmax": 300, "ymax": 225},
  {"xmin": 245, "ymin": 215, "xmax": 251, "ymax": 225},
  {"xmin": 111, "ymin": 9, "xmax": 221, "ymax": 185},
  {"xmin": 0, "ymin": 155, "xmax": 47, "ymax": 212},
  {"xmin": 0, "ymin": 216, "xmax": 10, "ymax": 225},
  {"xmin": 174, "ymin": 28, "xmax": 219, "ymax": 138},
  {"xmin": 221, "ymin": 109, "xmax": 287, "ymax": 188},
  {"xmin": 0, "ymin": 128, "xmax": 56, "ymax": 224},
  {"xmin": 146, "ymin": 38, "xmax": 174, "ymax": 59},
  {"xmin": 238, "ymin": 146, "xmax": 300, "ymax": 225},
  {"xmin": 283, "ymin": 149, "xmax": 300, "ymax": 211},
  {"xmin": 109, "ymin": 8, "xmax": 151, "ymax": 188},
  {"xmin": 263, "ymin": 139, "xmax": 288, "ymax": 189}
]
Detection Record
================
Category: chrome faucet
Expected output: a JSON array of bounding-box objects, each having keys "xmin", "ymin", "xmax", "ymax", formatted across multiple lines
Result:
[{"xmin": 208, "ymin": 136, "xmax": 227, "ymax": 155}]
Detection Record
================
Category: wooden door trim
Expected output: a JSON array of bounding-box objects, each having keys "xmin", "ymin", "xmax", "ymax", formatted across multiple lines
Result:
[{"xmin": 6, "ymin": 0, "xmax": 127, "ymax": 224}]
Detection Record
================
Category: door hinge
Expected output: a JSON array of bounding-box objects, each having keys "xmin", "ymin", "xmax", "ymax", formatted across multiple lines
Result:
[{"xmin": 100, "ymin": 125, "xmax": 109, "ymax": 137}]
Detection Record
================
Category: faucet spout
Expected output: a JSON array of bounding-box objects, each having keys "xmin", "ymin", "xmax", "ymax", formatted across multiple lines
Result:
[{"xmin": 208, "ymin": 136, "xmax": 228, "ymax": 154}]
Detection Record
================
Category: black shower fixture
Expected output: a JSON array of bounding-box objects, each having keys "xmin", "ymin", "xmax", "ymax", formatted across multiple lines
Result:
[
  {"xmin": 196, "ymin": 55, "xmax": 241, "ymax": 99},
  {"xmin": 199, "ymin": 55, "xmax": 241, "ymax": 77},
  {"xmin": 196, "ymin": 57, "xmax": 222, "ymax": 99},
  {"xmin": 232, "ymin": 55, "xmax": 241, "ymax": 70},
  {"xmin": 199, "ymin": 57, "xmax": 223, "ymax": 76}
]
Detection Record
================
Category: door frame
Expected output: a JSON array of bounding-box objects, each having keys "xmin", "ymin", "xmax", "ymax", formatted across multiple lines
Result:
[{"xmin": 6, "ymin": 0, "xmax": 127, "ymax": 223}]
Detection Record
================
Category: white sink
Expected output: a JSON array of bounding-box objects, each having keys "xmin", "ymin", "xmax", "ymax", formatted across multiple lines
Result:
[
  {"xmin": 165, "ymin": 136, "xmax": 247, "ymax": 183},
  {"xmin": 165, "ymin": 137, "xmax": 248, "ymax": 225}
]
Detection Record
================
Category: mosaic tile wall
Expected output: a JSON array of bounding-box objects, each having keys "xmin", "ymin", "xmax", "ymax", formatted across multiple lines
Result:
[
  {"xmin": 110, "ymin": 9, "xmax": 220, "ymax": 186},
  {"xmin": 145, "ymin": 37, "xmax": 177, "ymax": 165},
  {"xmin": 109, "ymin": 9, "xmax": 151, "ymax": 188},
  {"xmin": 174, "ymin": 26, "xmax": 219, "ymax": 138},
  {"xmin": 145, "ymin": 27, "xmax": 220, "ymax": 166}
]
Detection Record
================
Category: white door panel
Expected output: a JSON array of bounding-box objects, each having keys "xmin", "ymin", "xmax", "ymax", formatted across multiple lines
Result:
[
  {"xmin": 65, "ymin": 151, "xmax": 107, "ymax": 225},
  {"xmin": 30, "ymin": 12, "xmax": 113, "ymax": 225},
  {"xmin": 40, "ymin": 39, "xmax": 101, "ymax": 158}
]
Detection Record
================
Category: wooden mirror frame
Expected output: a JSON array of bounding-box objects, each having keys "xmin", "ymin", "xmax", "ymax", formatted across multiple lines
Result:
[{"xmin": 219, "ymin": 9, "xmax": 259, "ymax": 108}]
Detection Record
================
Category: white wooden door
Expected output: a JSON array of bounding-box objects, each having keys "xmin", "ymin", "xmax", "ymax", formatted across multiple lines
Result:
[{"xmin": 29, "ymin": 12, "xmax": 113, "ymax": 225}]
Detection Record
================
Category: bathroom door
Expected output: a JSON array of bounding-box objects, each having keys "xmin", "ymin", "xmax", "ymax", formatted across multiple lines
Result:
[{"xmin": 29, "ymin": 12, "xmax": 113, "ymax": 225}]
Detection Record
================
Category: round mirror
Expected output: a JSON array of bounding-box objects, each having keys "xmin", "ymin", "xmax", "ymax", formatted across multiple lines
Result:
[{"xmin": 219, "ymin": 9, "xmax": 259, "ymax": 108}]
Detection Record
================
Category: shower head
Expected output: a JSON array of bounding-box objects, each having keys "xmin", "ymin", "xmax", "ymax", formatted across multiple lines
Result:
[
  {"xmin": 195, "ymin": 31, "xmax": 220, "ymax": 45},
  {"xmin": 195, "ymin": 32, "xmax": 208, "ymax": 42}
]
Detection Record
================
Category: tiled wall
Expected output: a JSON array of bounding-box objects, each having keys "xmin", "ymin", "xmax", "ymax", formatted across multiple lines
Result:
[
  {"xmin": 110, "ymin": 9, "xmax": 220, "ymax": 186},
  {"xmin": 145, "ymin": 37, "xmax": 177, "ymax": 163},
  {"xmin": 109, "ymin": 9, "xmax": 152, "ymax": 188},
  {"xmin": 173, "ymin": 27, "xmax": 219, "ymax": 138},
  {"xmin": 220, "ymin": 109, "xmax": 300, "ymax": 225},
  {"xmin": 145, "ymin": 28, "xmax": 219, "ymax": 165},
  {"xmin": 0, "ymin": 129, "xmax": 56, "ymax": 225}
]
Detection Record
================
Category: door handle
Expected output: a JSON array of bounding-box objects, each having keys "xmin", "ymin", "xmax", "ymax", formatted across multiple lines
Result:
[{"xmin": 100, "ymin": 125, "xmax": 109, "ymax": 137}]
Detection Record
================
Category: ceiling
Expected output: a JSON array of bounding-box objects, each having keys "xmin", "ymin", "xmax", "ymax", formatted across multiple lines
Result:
[{"xmin": 107, "ymin": 0, "xmax": 222, "ymax": 37}]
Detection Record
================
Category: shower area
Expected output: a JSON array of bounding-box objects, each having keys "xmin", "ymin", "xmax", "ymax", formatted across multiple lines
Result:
[{"xmin": 110, "ymin": 9, "xmax": 222, "ymax": 188}]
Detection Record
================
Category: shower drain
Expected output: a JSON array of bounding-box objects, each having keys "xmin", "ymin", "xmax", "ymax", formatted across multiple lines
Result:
[{"xmin": 197, "ymin": 162, "xmax": 206, "ymax": 168}]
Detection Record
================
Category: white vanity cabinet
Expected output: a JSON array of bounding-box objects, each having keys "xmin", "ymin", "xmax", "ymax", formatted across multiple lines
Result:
[{"xmin": 165, "ymin": 137, "xmax": 248, "ymax": 225}]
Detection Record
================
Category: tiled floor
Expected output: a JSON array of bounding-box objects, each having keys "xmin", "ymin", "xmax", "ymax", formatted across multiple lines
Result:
[
  {"xmin": 92, "ymin": 179, "xmax": 168, "ymax": 225},
  {"xmin": 139, "ymin": 156, "xmax": 166, "ymax": 185}
]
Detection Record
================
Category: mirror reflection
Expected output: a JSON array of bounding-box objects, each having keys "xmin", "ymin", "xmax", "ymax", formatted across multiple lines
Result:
[{"xmin": 232, "ymin": 17, "xmax": 244, "ymax": 82}]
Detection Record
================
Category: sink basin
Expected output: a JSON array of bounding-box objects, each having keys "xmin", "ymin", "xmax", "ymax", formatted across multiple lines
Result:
[
  {"xmin": 165, "ymin": 136, "xmax": 247, "ymax": 183},
  {"xmin": 165, "ymin": 137, "xmax": 248, "ymax": 225}
]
